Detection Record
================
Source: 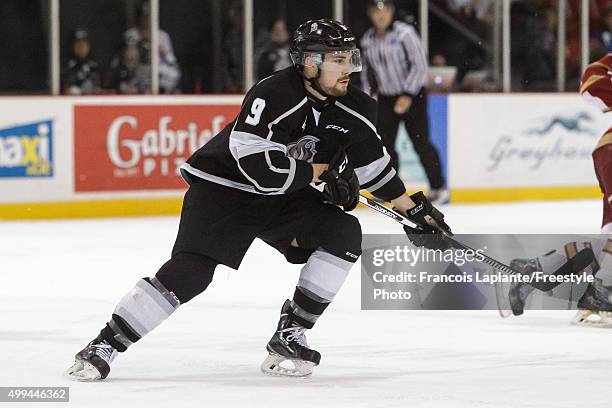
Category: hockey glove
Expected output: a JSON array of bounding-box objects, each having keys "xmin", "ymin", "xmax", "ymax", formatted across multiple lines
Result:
[
  {"xmin": 319, "ymin": 149, "xmax": 360, "ymax": 211},
  {"xmin": 397, "ymin": 191, "xmax": 452, "ymax": 235},
  {"xmin": 402, "ymin": 224, "xmax": 451, "ymax": 251},
  {"xmin": 395, "ymin": 191, "xmax": 452, "ymax": 250}
]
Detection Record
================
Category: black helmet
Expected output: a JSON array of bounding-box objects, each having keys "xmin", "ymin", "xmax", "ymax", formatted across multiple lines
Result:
[
  {"xmin": 291, "ymin": 19, "xmax": 357, "ymax": 54},
  {"xmin": 290, "ymin": 19, "xmax": 361, "ymax": 74}
]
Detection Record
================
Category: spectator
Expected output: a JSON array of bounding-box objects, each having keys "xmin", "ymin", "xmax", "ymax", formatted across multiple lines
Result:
[
  {"xmin": 123, "ymin": 1, "xmax": 181, "ymax": 93},
  {"xmin": 223, "ymin": 2, "xmax": 244, "ymax": 93},
  {"xmin": 514, "ymin": 3, "xmax": 557, "ymax": 91},
  {"xmin": 256, "ymin": 19, "xmax": 291, "ymax": 81},
  {"xmin": 446, "ymin": 0, "xmax": 493, "ymax": 23},
  {"xmin": 62, "ymin": 29, "xmax": 100, "ymax": 95},
  {"xmin": 109, "ymin": 38, "xmax": 151, "ymax": 94},
  {"xmin": 431, "ymin": 52, "xmax": 448, "ymax": 67},
  {"xmin": 595, "ymin": 6, "xmax": 612, "ymax": 53}
]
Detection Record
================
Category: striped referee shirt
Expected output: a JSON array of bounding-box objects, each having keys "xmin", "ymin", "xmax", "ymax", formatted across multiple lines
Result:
[{"xmin": 360, "ymin": 21, "xmax": 427, "ymax": 97}]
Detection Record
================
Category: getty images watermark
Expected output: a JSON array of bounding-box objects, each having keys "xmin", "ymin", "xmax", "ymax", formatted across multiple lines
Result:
[{"xmin": 361, "ymin": 234, "xmax": 598, "ymax": 310}]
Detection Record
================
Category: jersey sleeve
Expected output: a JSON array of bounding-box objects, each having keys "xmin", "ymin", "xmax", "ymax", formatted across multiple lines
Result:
[
  {"xmin": 340, "ymin": 96, "xmax": 406, "ymax": 201},
  {"xmin": 228, "ymin": 86, "xmax": 313, "ymax": 194},
  {"xmin": 580, "ymin": 54, "xmax": 612, "ymax": 113}
]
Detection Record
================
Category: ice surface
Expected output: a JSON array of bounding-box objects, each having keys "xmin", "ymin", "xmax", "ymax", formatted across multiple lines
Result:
[{"xmin": 1, "ymin": 199, "xmax": 610, "ymax": 408}]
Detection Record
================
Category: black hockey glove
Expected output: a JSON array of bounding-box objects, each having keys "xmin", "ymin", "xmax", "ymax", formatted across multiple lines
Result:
[
  {"xmin": 398, "ymin": 191, "xmax": 452, "ymax": 235},
  {"xmin": 402, "ymin": 224, "xmax": 451, "ymax": 251},
  {"xmin": 395, "ymin": 191, "xmax": 453, "ymax": 250},
  {"xmin": 319, "ymin": 149, "xmax": 360, "ymax": 212}
]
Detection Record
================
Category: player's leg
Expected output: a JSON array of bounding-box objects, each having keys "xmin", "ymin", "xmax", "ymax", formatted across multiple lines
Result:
[
  {"xmin": 593, "ymin": 144, "xmax": 612, "ymax": 233},
  {"xmin": 66, "ymin": 180, "xmax": 258, "ymax": 380},
  {"xmin": 402, "ymin": 88, "xmax": 446, "ymax": 201},
  {"xmin": 570, "ymin": 146, "xmax": 612, "ymax": 325},
  {"xmin": 65, "ymin": 253, "xmax": 217, "ymax": 381},
  {"xmin": 573, "ymin": 238, "xmax": 612, "ymax": 326},
  {"xmin": 259, "ymin": 193, "xmax": 362, "ymax": 376},
  {"xmin": 376, "ymin": 95, "xmax": 402, "ymax": 170},
  {"xmin": 507, "ymin": 241, "xmax": 600, "ymax": 316}
]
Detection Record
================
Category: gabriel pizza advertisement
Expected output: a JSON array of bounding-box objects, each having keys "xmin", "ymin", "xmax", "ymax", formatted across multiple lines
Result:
[{"xmin": 74, "ymin": 104, "xmax": 239, "ymax": 191}]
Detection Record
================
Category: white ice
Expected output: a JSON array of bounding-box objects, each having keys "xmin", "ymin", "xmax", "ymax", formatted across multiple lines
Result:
[{"xmin": 1, "ymin": 199, "xmax": 611, "ymax": 408}]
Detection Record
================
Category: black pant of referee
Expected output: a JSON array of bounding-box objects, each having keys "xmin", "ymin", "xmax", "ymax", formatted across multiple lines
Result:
[{"xmin": 376, "ymin": 88, "xmax": 445, "ymax": 192}]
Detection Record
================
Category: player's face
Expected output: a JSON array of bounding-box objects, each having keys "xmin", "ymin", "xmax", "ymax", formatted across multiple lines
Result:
[{"xmin": 316, "ymin": 52, "xmax": 353, "ymax": 96}]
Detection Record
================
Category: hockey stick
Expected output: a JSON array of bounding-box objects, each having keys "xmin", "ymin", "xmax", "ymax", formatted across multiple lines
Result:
[
  {"xmin": 358, "ymin": 194, "xmax": 593, "ymax": 317},
  {"xmin": 358, "ymin": 194, "xmax": 517, "ymax": 274},
  {"xmin": 358, "ymin": 194, "xmax": 515, "ymax": 317}
]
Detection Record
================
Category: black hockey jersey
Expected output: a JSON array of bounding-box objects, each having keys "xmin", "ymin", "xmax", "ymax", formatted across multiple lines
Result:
[{"xmin": 182, "ymin": 67, "xmax": 405, "ymax": 201}]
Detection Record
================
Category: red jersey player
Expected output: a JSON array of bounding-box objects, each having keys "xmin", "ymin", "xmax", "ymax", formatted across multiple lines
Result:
[{"xmin": 580, "ymin": 53, "xmax": 612, "ymax": 233}]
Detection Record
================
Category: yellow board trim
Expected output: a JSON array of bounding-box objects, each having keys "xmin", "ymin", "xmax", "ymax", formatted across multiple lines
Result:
[
  {"xmin": 0, "ymin": 185, "xmax": 602, "ymax": 219},
  {"xmin": 0, "ymin": 197, "xmax": 184, "ymax": 220},
  {"xmin": 451, "ymin": 185, "xmax": 601, "ymax": 203}
]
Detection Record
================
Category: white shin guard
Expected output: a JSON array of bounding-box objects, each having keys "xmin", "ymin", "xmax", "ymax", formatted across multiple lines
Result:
[
  {"xmin": 113, "ymin": 278, "xmax": 180, "ymax": 340},
  {"xmin": 297, "ymin": 248, "xmax": 355, "ymax": 301}
]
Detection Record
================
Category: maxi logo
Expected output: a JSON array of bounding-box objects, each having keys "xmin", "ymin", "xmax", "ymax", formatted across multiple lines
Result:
[{"xmin": 0, "ymin": 120, "xmax": 53, "ymax": 177}]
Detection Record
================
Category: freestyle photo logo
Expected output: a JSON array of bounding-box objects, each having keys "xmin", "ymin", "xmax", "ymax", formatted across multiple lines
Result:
[{"xmin": 0, "ymin": 120, "xmax": 53, "ymax": 177}]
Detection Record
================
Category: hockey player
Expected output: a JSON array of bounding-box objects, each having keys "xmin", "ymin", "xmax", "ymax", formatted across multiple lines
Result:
[
  {"xmin": 581, "ymin": 53, "xmax": 611, "ymax": 234},
  {"xmin": 508, "ymin": 54, "xmax": 612, "ymax": 325},
  {"xmin": 66, "ymin": 19, "xmax": 451, "ymax": 380}
]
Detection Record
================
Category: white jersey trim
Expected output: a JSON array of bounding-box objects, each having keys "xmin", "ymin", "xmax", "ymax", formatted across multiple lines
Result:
[
  {"xmin": 354, "ymin": 153, "xmax": 391, "ymax": 185},
  {"xmin": 366, "ymin": 168, "xmax": 396, "ymax": 193},
  {"xmin": 335, "ymin": 101, "xmax": 382, "ymax": 141},
  {"xmin": 180, "ymin": 163, "xmax": 287, "ymax": 195},
  {"xmin": 229, "ymin": 130, "xmax": 287, "ymax": 159}
]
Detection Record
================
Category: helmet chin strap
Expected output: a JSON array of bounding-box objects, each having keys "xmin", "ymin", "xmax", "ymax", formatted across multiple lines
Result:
[{"xmin": 295, "ymin": 66, "xmax": 335, "ymax": 110}]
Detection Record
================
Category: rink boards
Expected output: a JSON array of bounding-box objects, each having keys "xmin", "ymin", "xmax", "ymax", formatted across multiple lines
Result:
[{"xmin": 0, "ymin": 94, "xmax": 605, "ymax": 219}]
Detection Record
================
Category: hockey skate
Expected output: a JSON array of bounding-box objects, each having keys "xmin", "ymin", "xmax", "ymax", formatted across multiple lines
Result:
[
  {"xmin": 261, "ymin": 300, "xmax": 321, "ymax": 378},
  {"xmin": 507, "ymin": 258, "xmax": 539, "ymax": 316},
  {"xmin": 65, "ymin": 335, "xmax": 117, "ymax": 381},
  {"xmin": 571, "ymin": 280, "xmax": 612, "ymax": 328}
]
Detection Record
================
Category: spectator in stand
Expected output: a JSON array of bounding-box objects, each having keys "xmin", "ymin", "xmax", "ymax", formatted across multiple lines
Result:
[
  {"xmin": 595, "ymin": 6, "xmax": 612, "ymax": 53},
  {"xmin": 223, "ymin": 2, "xmax": 244, "ymax": 93},
  {"xmin": 256, "ymin": 19, "xmax": 291, "ymax": 81},
  {"xmin": 123, "ymin": 1, "xmax": 181, "ymax": 93},
  {"xmin": 514, "ymin": 3, "xmax": 557, "ymax": 91},
  {"xmin": 62, "ymin": 28, "xmax": 100, "ymax": 95},
  {"xmin": 446, "ymin": 0, "xmax": 493, "ymax": 23},
  {"xmin": 109, "ymin": 38, "xmax": 151, "ymax": 94}
]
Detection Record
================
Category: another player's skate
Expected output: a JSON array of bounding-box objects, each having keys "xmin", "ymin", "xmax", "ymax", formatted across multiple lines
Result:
[
  {"xmin": 261, "ymin": 300, "xmax": 321, "ymax": 378},
  {"xmin": 572, "ymin": 279, "xmax": 612, "ymax": 328},
  {"xmin": 507, "ymin": 258, "xmax": 539, "ymax": 315},
  {"xmin": 65, "ymin": 335, "xmax": 118, "ymax": 381}
]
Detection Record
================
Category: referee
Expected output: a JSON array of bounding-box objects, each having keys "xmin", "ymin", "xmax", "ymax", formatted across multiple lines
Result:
[{"xmin": 361, "ymin": 0, "xmax": 447, "ymax": 202}]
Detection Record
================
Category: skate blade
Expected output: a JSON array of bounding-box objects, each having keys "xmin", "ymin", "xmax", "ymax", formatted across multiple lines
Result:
[
  {"xmin": 571, "ymin": 310, "xmax": 612, "ymax": 328},
  {"xmin": 260, "ymin": 353, "xmax": 315, "ymax": 378},
  {"xmin": 64, "ymin": 359, "xmax": 103, "ymax": 381}
]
